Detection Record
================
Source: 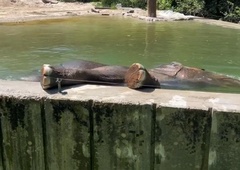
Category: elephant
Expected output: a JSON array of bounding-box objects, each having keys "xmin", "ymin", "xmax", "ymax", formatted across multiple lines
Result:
[{"xmin": 36, "ymin": 59, "xmax": 240, "ymax": 90}]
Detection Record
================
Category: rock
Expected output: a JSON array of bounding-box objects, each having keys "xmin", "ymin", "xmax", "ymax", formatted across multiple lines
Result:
[
  {"xmin": 157, "ymin": 10, "xmax": 194, "ymax": 21},
  {"xmin": 116, "ymin": 3, "xmax": 122, "ymax": 9},
  {"xmin": 42, "ymin": 0, "xmax": 58, "ymax": 4},
  {"xmin": 102, "ymin": 13, "xmax": 110, "ymax": 16},
  {"xmin": 127, "ymin": 10, "xmax": 134, "ymax": 14},
  {"xmin": 91, "ymin": 8, "xmax": 99, "ymax": 13}
]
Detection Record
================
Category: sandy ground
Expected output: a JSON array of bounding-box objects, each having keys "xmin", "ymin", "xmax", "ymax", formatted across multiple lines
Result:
[
  {"xmin": 0, "ymin": 2, "xmax": 97, "ymax": 23},
  {"xmin": 0, "ymin": 1, "xmax": 239, "ymax": 30},
  {"xmin": 0, "ymin": 2, "xmax": 146, "ymax": 23}
]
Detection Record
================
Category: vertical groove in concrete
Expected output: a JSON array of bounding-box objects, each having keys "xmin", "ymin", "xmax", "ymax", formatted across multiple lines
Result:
[
  {"xmin": 40, "ymin": 98, "xmax": 47, "ymax": 170},
  {"xmin": 89, "ymin": 100, "xmax": 94, "ymax": 170},
  {"xmin": 0, "ymin": 97, "xmax": 6, "ymax": 170},
  {"xmin": 200, "ymin": 108, "xmax": 212, "ymax": 170},
  {"xmin": 0, "ymin": 123, "xmax": 5, "ymax": 170},
  {"xmin": 150, "ymin": 103, "xmax": 156, "ymax": 170}
]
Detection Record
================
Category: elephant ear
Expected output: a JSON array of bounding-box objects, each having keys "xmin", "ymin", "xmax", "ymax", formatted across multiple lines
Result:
[{"xmin": 153, "ymin": 62, "xmax": 183, "ymax": 77}]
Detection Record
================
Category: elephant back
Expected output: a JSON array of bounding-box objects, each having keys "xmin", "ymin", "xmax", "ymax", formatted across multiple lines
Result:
[{"xmin": 153, "ymin": 62, "xmax": 183, "ymax": 77}]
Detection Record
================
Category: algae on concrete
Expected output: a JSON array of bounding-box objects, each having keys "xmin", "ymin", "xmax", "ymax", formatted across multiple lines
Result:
[
  {"xmin": 208, "ymin": 111, "xmax": 240, "ymax": 170},
  {"xmin": 92, "ymin": 102, "xmax": 154, "ymax": 170},
  {"xmin": 43, "ymin": 99, "xmax": 91, "ymax": 170},
  {"xmin": 1, "ymin": 80, "xmax": 240, "ymax": 169},
  {"xmin": 0, "ymin": 97, "xmax": 45, "ymax": 170},
  {"xmin": 154, "ymin": 107, "xmax": 211, "ymax": 170}
]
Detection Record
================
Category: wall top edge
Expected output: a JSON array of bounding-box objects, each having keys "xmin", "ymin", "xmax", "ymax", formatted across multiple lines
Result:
[{"xmin": 0, "ymin": 80, "xmax": 240, "ymax": 112}]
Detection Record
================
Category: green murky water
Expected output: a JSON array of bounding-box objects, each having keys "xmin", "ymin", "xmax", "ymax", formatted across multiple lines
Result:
[{"xmin": 0, "ymin": 16, "xmax": 240, "ymax": 92}]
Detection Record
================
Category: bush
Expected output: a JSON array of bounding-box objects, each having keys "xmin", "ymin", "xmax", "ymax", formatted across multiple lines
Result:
[
  {"xmin": 100, "ymin": 0, "xmax": 117, "ymax": 7},
  {"xmin": 157, "ymin": 0, "xmax": 240, "ymax": 22},
  {"xmin": 223, "ymin": 6, "xmax": 240, "ymax": 23},
  {"xmin": 174, "ymin": 0, "xmax": 204, "ymax": 15},
  {"xmin": 129, "ymin": 0, "xmax": 146, "ymax": 9},
  {"xmin": 204, "ymin": 0, "xmax": 240, "ymax": 22},
  {"xmin": 157, "ymin": 0, "xmax": 205, "ymax": 15},
  {"xmin": 157, "ymin": 0, "xmax": 174, "ymax": 9},
  {"xmin": 59, "ymin": 0, "xmax": 240, "ymax": 23}
]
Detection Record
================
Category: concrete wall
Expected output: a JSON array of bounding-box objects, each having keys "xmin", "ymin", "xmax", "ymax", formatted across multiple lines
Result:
[{"xmin": 0, "ymin": 80, "xmax": 240, "ymax": 170}]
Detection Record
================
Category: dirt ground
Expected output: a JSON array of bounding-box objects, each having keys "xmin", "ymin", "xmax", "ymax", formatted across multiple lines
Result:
[
  {"xmin": 0, "ymin": 1, "xmax": 97, "ymax": 23},
  {"xmin": 0, "ymin": 1, "xmax": 148, "ymax": 23},
  {"xmin": 0, "ymin": 1, "xmax": 239, "ymax": 30}
]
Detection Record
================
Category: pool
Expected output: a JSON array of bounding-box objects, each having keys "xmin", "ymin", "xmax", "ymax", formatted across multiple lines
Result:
[{"xmin": 0, "ymin": 16, "xmax": 240, "ymax": 92}]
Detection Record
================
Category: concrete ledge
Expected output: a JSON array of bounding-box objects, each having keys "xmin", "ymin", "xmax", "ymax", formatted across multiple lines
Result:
[
  {"xmin": 0, "ymin": 80, "xmax": 240, "ymax": 112},
  {"xmin": 0, "ymin": 80, "xmax": 240, "ymax": 169}
]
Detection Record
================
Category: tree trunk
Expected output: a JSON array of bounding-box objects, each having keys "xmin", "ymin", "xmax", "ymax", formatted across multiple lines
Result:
[{"xmin": 147, "ymin": 0, "xmax": 157, "ymax": 17}]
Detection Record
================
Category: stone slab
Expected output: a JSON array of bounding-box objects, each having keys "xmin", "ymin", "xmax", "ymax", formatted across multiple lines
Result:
[
  {"xmin": 43, "ymin": 99, "xmax": 91, "ymax": 170},
  {"xmin": 92, "ymin": 102, "xmax": 153, "ymax": 170},
  {"xmin": 154, "ymin": 107, "xmax": 211, "ymax": 170},
  {"xmin": 208, "ymin": 111, "xmax": 240, "ymax": 170},
  {"xmin": 0, "ymin": 96, "xmax": 45, "ymax": 170}
]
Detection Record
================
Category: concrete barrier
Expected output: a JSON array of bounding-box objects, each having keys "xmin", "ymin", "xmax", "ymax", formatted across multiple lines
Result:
[{"xmin": 0, "ymin": 80, "xmax": 240, "ymax": 170}]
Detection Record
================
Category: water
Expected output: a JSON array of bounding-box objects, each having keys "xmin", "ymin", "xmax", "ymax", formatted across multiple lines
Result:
[{"xmin": 0, "ymin": 16, "xmax": 240, "ymax": 92}]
